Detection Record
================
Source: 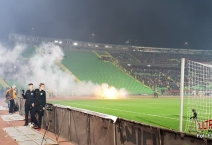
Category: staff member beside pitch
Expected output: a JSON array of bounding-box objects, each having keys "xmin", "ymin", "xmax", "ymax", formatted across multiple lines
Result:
[
  {"xmin": 32, "ymin": 83, "xmax": 46, "ymax": 130},
  {"xmin": 22, "ymin": 83, "xmax": 35, "ymax": 126}
]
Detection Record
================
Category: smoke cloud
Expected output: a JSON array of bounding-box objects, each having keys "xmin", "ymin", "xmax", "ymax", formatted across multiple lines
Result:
[{"xmin": 0, "ymin": 42, "xmax": 128, "ymax": 98}]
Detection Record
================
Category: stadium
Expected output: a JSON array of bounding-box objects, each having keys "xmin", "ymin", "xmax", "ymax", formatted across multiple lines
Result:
[{"xmin": 0, "ymin": 33, "xmax": 212, "ymax": 145}]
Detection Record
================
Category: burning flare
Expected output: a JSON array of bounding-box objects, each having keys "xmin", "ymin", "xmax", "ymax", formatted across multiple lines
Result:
[{"xmin": 102, "ymin": 86, "xmax": 118, "ymax": 99}]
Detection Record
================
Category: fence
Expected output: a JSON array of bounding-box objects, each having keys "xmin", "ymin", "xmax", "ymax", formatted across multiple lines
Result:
[
  {"xmin": 18, "ymin": 97, "xmax": 212, "ymax": 145},
  {"xmin": 17, "ymin": 97, "xmax": 25, "ymax": 116}
]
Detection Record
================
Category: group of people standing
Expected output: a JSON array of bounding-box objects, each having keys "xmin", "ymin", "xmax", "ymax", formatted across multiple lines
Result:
[
  {"xmin": 22, "ymin": 83, "xmax": 46, "ymax": 131},
  {"xmin": 5, "ymin": 85, "xmax": 18, "ymax": 114}
]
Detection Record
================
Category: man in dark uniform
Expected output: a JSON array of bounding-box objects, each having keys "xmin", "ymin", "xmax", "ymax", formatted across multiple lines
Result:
[
  {"xmin": 190, "ymin": 109, "xmax": 197, "ymax": 120},
  {"xmin": 189, "ymin": 109, "xmax": 198, "ymax": 132},
  {"xmin": 32, "ymin": 83, "xmax": 46, "ymax": 131},
  {"xmin": 22, "ymin": 83, "xmax": 35, "ymax": 126}
]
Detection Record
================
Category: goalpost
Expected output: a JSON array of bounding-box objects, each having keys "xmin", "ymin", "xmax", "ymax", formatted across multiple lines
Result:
[
  {"xmin": 181, "ymin": 58, "xmax": 212, "ymax": 135},
  {"xmin": 179, "ymin": 58, "xmax": 185, "ymax": 132}
]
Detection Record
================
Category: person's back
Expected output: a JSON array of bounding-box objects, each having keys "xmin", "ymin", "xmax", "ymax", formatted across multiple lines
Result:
[
  {"xmin": 6, "ymin": 88, "xmax": 14, "ymax": 100},
  {"xmin": 8, "ymin": 85, "xmax": 16, "ymax": 114},
  {"xmin": 5, "ymin": 88, "xmax": 10, "ymax": 99}
]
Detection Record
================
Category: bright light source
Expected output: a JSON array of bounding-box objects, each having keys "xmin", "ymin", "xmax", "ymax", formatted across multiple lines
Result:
[
  {"xmin": 105, "ymin": 45, "xmax": 108, "ymax": 48},
  {"xmin": 54, "ymin": 40, "xmax": 58, "ymax": 43},
  {"xmin": 73, "ymin": 42, "xmax": 78, "ymax": 46},
  {"xmin": 59, "ymin": 41, "xmax": 62, "ymax": 44},
  {"xmin": 127, "ymin": 64, "xmax": 131, "ymax": 66},
  {"xmin": 147, "ymin": 65, "xmax": 151, "ymax": 67},
  {"xmin": 102, "ymin": 87, "xmax": 117, "ymax": 99},
  {"xmin": 95, "ymin": 45, "xmax": 99, "ymax": 47}
]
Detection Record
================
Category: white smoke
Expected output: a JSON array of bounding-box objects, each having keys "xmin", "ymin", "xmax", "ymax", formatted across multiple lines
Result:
[
  {"xmin": 0, "ymin": 43, "xmax": 27, "ymax": 80},
  {"xmin": 0, "ymin": 42, "xmax": 128, "ymax": 98}
]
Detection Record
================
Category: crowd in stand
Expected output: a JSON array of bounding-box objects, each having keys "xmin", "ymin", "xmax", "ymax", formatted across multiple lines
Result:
[
  {"xmin": 110, "ymin": 51, "xmax": 212, "ymax": 65},
  {"xmin": 108, "ymin": 51, "xmax": 208, "ymax": 93},
  {"xmin": 129, "ymin": 52, "xmax": 212, "ymax": 64},
  {"xmin": 130, "ymin": 68, "xmax": 180, "ymax": 91},
  {"xmin": 110, "ymin": 52, "xmax": 138, "ymax": 63},
  {"xmin": 131, "ymin": 52, "xmax": 176, "ymax": 64}
]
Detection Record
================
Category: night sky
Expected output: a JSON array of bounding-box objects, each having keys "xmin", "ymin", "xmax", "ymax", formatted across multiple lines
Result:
[{"xmin": 1, "ymin": 0, "xmax": 212, "ymax": 50}]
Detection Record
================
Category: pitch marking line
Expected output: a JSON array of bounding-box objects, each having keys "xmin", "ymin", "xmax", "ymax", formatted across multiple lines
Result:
[{"xmin": 67, "ymin": 103, "xmax": 179, "ymax": 121}]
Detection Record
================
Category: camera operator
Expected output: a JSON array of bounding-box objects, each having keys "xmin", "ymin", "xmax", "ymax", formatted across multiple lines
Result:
[
  {"xmin": 31, "ymin": 83, "xmax": 46, "ymax": 131},
  {"xmin": 22, "ymin": 83, "xmax": 35, "ymax": 126}
]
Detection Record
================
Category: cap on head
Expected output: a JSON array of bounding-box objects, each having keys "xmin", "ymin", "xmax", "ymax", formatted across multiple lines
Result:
[{"xmin": 12, "ymin": 85, "xmax": 16, "ymax": 89}]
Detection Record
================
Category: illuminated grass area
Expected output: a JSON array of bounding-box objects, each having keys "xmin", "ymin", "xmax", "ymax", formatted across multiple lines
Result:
[{"xmin": 49, "ymin": 97, "xmax": 188, "ymax": 131}]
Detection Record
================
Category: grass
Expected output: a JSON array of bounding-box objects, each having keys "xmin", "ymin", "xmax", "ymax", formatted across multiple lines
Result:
[
  {"xmin": 49, "ymin": 97, "xmax": 189, "ymax": 131},
  {"xmin": 61, "ymin": 51, "xmax": 153, "ymax": 94}
]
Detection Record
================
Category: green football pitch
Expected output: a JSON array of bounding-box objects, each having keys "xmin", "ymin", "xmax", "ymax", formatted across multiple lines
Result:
[{"xmin": 49, "ymin": 97, "xmax": 188, "ymax": 131}]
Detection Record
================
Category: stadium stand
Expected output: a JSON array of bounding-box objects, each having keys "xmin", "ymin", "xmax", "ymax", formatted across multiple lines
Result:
[
  {"xmin": 62, "ymin": 51, "xmax": 154, "ymax": 95},
  {"xmin": 107, "ymin": 51, "xmax": 212, "ymax": 94},
  {"xmin": 129, "ymin": 51, "xmax": 212, "ymax": 64},
  {"xmin": 7, "ymin": 33, "xmax": 212, "ymax": 96},
  {"xmin": 9, "ymin": 33, "xmax": 212, "ymax": 94},
  {"xmin": 109, "ymin": 51, "xmax": 140, "ymax": 63}
]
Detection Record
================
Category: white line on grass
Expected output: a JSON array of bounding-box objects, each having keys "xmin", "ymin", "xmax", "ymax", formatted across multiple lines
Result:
[{"xmin": 68, "ymin": 103, "xmax": 179, "ymax": 121}]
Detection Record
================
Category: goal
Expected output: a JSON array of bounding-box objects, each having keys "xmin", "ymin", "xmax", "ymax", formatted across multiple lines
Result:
[{"xmin": 184, "ymin": 59, "xmax": 212, "ymax": 135}]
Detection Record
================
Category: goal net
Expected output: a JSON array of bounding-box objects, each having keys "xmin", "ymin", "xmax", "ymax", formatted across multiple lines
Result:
[{"xmin": 185, "ymin": 59, "xmax": 212, "ymax": 134}]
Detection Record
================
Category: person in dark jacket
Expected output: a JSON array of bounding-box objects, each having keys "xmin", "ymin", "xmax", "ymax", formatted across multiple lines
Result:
[
  {"xmin": 22, "ymin": 83, "xmax": 35, "ymax": 126},
  {"xmin": 190, "ymin": 109, "xmax": 197, "ymax": 120},
  {"xmin": 31, "ymin": 83, "xmax": 46, "ymax": 130}
]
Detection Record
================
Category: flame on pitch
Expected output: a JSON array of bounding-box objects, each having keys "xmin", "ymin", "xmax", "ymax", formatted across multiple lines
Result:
[
  {"xmin": 102, "ymin": 86, "xmax": 118, "ymax": 99},
  {"xmin": 94, "ymin": 83, "xmax": 127, "ymax": 99}
]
